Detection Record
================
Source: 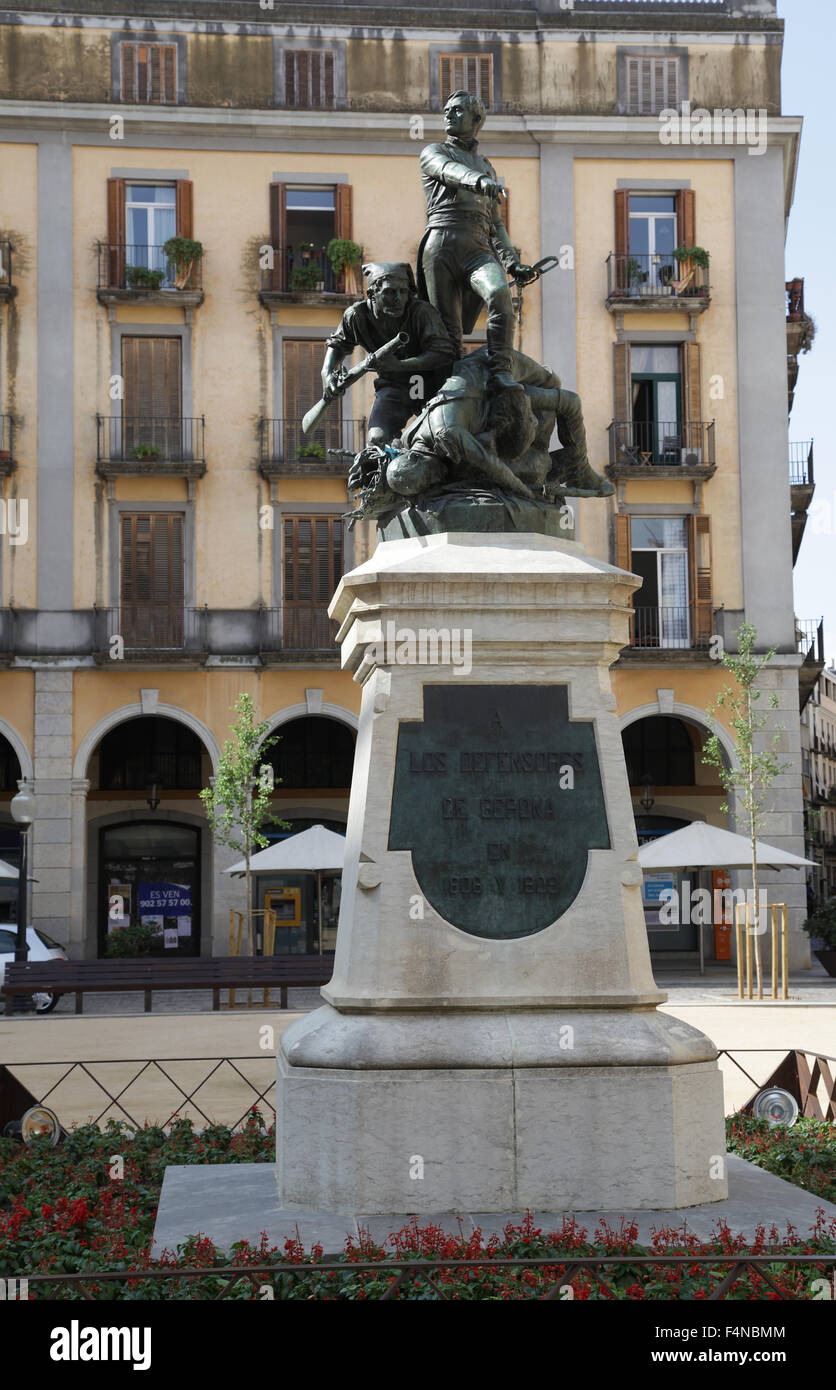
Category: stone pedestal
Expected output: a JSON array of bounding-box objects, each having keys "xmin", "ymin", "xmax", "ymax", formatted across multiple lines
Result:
[{"xmin": 276, "ymin": 532, "xmax": 728, "ymax": 1213}]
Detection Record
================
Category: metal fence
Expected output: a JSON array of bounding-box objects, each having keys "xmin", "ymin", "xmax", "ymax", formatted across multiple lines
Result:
[
  {"xmin": 97, "ymin": 415, "xmax": 205, "ymax": 465},
  {"xmin": 609, "ymin": 418, "xmax": 715, "ymax": 468},
  {"xmin": 789, "ymin": 440, "xmax": 814, "ymax": 488}
]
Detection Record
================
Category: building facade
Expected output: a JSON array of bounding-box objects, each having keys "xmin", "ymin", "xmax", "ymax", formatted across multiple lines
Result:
[
  {"xmin": 803, "ymin": 667, "xmax": 836, "ymax": 905},
  {"xmin": 0, "ymin": 0, "xmax": 819, "ymax": 966}
]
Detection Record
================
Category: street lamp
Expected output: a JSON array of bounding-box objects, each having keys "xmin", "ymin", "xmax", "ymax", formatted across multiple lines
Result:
[
  {"xmin": 10, "ymin": 780, "xmax": 36, "ymax": 1001},
  {"xmin": 145, "ymin": 779, "xmax": 161, "ymax": 812},
  {"xmin": 639, "ymin": 772, "xmax": 656, "ymax": 814}
]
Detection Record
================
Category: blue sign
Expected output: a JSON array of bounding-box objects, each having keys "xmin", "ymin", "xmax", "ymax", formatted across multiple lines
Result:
[{"xmin": 138, "ymin": 881, "xmax": 192, "ymax": 913}]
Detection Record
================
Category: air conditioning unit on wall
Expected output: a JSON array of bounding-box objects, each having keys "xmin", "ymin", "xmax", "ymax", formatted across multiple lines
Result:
[{"xmin": 681, "ymin": 448, "xmax": 702, "ymax": 466}]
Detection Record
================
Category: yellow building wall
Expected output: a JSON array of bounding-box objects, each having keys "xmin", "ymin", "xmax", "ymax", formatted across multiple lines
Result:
[
  {"xmin": 0, "ymin": 143, "xmax": 38, "ymax": 609},
  {"xmin": 72, "ymin": 146, "xmax": 541, "ymax": 611},
  {"xmin": 72, "ymin": 666, "xmax": 361, "ymax": 769},
  {"xmin": 573, "ymin": 157, "xmax": 743, "ymax": 614},
  {"xmin": 0, "ymin": 670, "xmax": 35, "ymax": 760}
]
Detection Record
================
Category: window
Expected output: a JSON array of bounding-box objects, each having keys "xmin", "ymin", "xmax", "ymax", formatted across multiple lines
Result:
[
  {"xmin": 284, "ymin": 49, "xmax": 335, "ymax": 109},
  {"xmin": 628, "ymin": 195, "xmax": 677, "ymax": 290},
  {"xmin": 121, "ymin": 336, "xmax": 182, "ymax": 458},
  {"xmin": 99, "ymin": 820, "xmax": 200, "ymax": 958},
  {"xmin": 265, "ymin": 717, "xmax": 356, "ymax": 790},
  {"xmin": 267, "ymin": 183, "xmax": 352, "ymax": 292},
  {"xmin": 121, "ymin": 43, "xmax": 177, "ymax": 105},
  {"xmin": 631, "ymin": 345, "xmax": 681, "ymax": 463},
  {"xmin": 625, "ymin": 56, "xmax": 680, "ymax": 115},
  {"xmin": 439, "ymin": 53, "xmax": 493, "ymax": 109},
  {"xmin": 283, "ymin": 516, "xmax": 343, "ymax": 650},
  {"xmin": 282, "ymin": 339, "xmax": 340, "ymax": 459},
  {"xmin": 623, "ymin": 717, "xmax": 696, "ymax": 787},
  {"xmin": 120, "ymin": 512, "xmax": 185, "ymax": 649},
  {"xmin": 630, "ymin": 517, "xmax": 691, "ymax": 649},
  {"xmin": 99, "ymin": 718, "xmax": 202, "ymax": 791},
  {"xmin": 613, "ymin": 188, "xmax": 697, "ymax": 296},
  {"xmin": 105, "ymin": 178, "xmax": 194, "ymax": 291},
  {"xmin": 125, "ymin": 184, "xmax": 176, "ymax": 281},
  {"xmin": 616, "ymin": 514, "xmax": 712, "ymax": 649}
]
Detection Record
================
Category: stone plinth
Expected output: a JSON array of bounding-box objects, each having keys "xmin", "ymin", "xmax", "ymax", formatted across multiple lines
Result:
[{"xmin": 276, "ymin": 533, "xmax": 729, "ymax": 1213}]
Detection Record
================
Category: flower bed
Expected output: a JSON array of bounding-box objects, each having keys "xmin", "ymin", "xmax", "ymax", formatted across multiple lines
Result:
[{"xmin": 0, "ymin": 1112, "xmax": 833, "ymax": 1299}]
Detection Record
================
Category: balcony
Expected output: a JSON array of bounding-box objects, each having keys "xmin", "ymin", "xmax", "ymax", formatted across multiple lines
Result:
[
  {"xmin": 96, "ymin": 243, "xmax": 204, "ymax": 309},
  {"xmin": 259, "ymin": 417, "xmax": 365, "ymax": 480},
  {"xmin": 605, "ymin": 253, "xmax": 710, "ymax": 316},
  {"xmin": 786, "ymin": 278, "xmax": 815, "ymax": 415},
  {"xmin": 96, "ymin": 416, "xmax": 206, "ymax": 480},
  {"xmin": 258, "ymin": 245, "xmax": 362, "ymax": 308},
  {"xmin": 623, "ymin": 606, "xmax": 712, "ymax": 657},
  {"xmin": 790, "ymin": 440, "xmax": 815, "ymax": 563},
  {"xmin": 259, "ymin": 605, "xmax": 340, "ymax": 664},
  {"xmin": 94, "ymin": 605, "xmax": 209, "ymax": 662},
  {"xmin": 606, "ymin": 420, "xmax": 716, "ymax": 502},
  {"xmin": 797, "ymin": 617, "xmax": 825, "ymax": 712},
  {"xmin": 0, "ymin": 242, "xmax": 15, "ymax": 303},
  {"xmin": 0, "ymin": 415, "xmax": 14, "ymax": 475}
]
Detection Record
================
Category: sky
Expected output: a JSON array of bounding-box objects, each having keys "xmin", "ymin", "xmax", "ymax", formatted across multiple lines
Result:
[{"xmin": 780, "ymin": 0, "xmax": 836, "ymax": 665}]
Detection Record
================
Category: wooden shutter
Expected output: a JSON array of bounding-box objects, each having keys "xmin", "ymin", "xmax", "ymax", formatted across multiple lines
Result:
[
  {"xmin": 121, "ymin": 513, "xmax": 184, "ymax": 647},
  {"xmin": 439, "ymin": 54, "xmax": 493, "ymax": 108},
  {"xmin": 269, "ymin": 182, "xmax": 287, "ymax": 289},
  {"xmin": 283, "ymin": 516, "xmax": 343, "ymax": 648},
  {"xmin": 615, "ymin": 513, "xmax": 634, "ymax": 635},
  {"xmin": 613, "ymin": 341, "xmax": 630, "ymax": 427},
  {"xmin": 677, "ymin": 188, "xmax": 696, "ymax": 249},
  {"xmin": 614, "ymin": 189, "xmax": 630, "ymax": 258},
  {"xmin": 283, "ymin": 339, "xmax": 337, "ymax": 458},
  {"xmin": 334, "ymin": 185, "xmax": 353, "ymax": 291},
  {"xmin": 688, "ymin": 514, "xmax": 712, "ymax": 645},
  {"xmin": 285, "ymin": 50, "xmax": 335, "ymax": 109},
  {"xmin": 121, "ymin": 45, "xmax": 137, "ymax": 102},
  {"xmin": 107, "ymin": 177, "xmax": 126, "ymax": 288},
  {"xmin": 681, "ymin": 341, "xmax": 702, "ymax": 435},
  {"xmin": 175, "ymin": 180, "xmax": 193, "ymax": 239},
  {"xmin": 122, "ymin": 337, "xmax": 182, "ymax": 458}
]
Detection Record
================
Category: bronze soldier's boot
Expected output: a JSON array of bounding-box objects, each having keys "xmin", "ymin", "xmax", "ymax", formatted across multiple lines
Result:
[{"xmin": 487, "ymin": 347, "xmax": 524, "ymax": 395}]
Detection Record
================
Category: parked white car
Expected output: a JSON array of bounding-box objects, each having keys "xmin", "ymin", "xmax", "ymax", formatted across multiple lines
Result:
[{"xmin": 0, "ymin": 925, "xmax": 68, "ymax": 1013}]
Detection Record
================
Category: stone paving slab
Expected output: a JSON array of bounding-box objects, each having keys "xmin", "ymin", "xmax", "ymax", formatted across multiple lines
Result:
[{"xmin": 151, "ymin": 1154, "xmax": 836, "ymax": 1258}]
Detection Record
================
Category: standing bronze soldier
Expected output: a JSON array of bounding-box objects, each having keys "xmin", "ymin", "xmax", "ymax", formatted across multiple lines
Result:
[{"xmin": 418, "ymin": 90, "xmax": 538, "ymax": 394}]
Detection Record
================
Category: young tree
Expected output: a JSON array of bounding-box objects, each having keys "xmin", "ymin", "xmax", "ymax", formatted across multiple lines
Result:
[
  {"xmin": 200, "ymin": 693, "xmax": 288, "ymax": 949},
  {"xmin": 702, "ymin": 621, "xmax": 791, "ymax": 998}
]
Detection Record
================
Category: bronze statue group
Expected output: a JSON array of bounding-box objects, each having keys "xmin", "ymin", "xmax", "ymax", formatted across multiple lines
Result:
[{"xmin": 308, "ymin": 90, "xmax": 613, "ymax": 526}]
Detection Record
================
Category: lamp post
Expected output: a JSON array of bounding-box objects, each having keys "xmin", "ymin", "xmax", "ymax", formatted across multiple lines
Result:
[{"xmin": 10, "ymin": 779, "xmax": 36, "ymax": 1012}]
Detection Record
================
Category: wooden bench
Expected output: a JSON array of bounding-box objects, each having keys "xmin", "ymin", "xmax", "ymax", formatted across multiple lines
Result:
[{"xmin": 2, "ymin": 955, "xmax": 335, "ymax": 1015}]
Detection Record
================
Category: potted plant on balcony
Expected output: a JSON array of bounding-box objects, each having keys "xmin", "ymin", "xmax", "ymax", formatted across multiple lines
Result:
[
  {"xmin": 290, "ymin": 263, "xmax": 323, "ymax": 292},
  {"xmin": 132, "ymin": 443, "xmax": 161, "ymax": 462},
  {"xmin": 298, "ymin": 241, "xmax": 315, "ymax": 265},
  {"xmin": 298, "ymin": 440, "xmax": 326, "ymax": 460},
  {"xmin": 162, "ymin": 235, "xmax": 204, "ymax": 290},
  {"xmin": 125, "ymin": 265, "xmax": 165, "ymax": 291},
  {"xmin": 802, "ymin": 900, "xmax": 836, "ymax": 977},
  {"xmin": 624, "ymin": 257, "xmax": 646, "ymax": 297},
  {"xmin": 327, "ymin": 237, "xmax": 363, "ymax": 294},
  {"xmin": 672, "ymin": 244, "xmax": 710, "ymax": 295}
]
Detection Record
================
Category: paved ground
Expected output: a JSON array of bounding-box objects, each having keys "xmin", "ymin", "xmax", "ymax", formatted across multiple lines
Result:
[
  {"xmin": 152, "ymin": 1153, "xmax": 836, "ymax": 1256},
  {"xmin": 2, "ymin": 967, "xmax": 833, "ymax": 1127}
]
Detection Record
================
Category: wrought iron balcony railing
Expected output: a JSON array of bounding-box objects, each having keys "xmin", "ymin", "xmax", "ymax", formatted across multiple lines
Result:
[
  {"xmin": 259, "ymin": 417, "xmax": 365, "ymax": 470},
  {"xmin": 97, "ymin": 243, "xmax": 203, "ymax": 292},
  {"xmin": 797, "ymin": 618, "xmax": 825, "ymax": 665},
  {"xmin": 627, "ymin": 606, "xmax": 712, "ymax": 651},
  {"xmin": 609, "ymin": 420, "xmax": 715, "ymax": 469},
  {"xmin": 606, "ymin": 252, "xmax": 709, "ymax": 303},
  {"xmin": 97, "ymin": 416, "xmax": 205, "ymax": 466},
  {"xmin": 260, "ymin": 606, "xmax": 340, "ymax": 654},
  {"xmin": 789, "ymin": 440, "xmax": 814, "ymax": 488},
  {"xmin": 259, "ymin": 245, "xmax": 361, "ymax": 296},
  {"xmin": 94, "ymin": 605, "xmax": 208, "ymax": 655}
]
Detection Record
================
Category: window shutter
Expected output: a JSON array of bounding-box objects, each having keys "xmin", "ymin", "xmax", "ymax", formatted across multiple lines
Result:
[
  {"xmin": 121, "ymin": 513, "xmax": 184, "ymax": 647},
  {"xmin": 163, "ymin": 45, "xmax": 176, "ymax": 103},
  {"xmin": 283, "ymin": 515, "xmax": 342, "ymax": 648},
  {"xmin": 121, "ymin": 45, "xmax": 137, "ymax": 102},
  {"xmin": 681, "ymin": 341, "xmax": 702, "ymax": 434},
  {"xmin": 269, "ymin": 182, "xmax": 287, "ymax": 290},
  {"xmin": 688, "ymin": 514, "xmax": 712, "ymax": 645},
  {"xmin": 614, "ymin": 188, "xmax": 630, "ymax": 288},
  {"xmin": 613, "ymin": 341, "xmax": 630, "ymax": 426},
  {"xmin": 122, "ymin": 337, "xmax": 182, "ymax": 456},
  {"xmin": 677, "ymin": 188, "xmax": 696, "ymax": 249},
  {"xmin": 439, "ymin": 53, "xmax": 493, "ymax": 109},
  {"xmin": 107, "ymin": 177, "xmax": 126, "ymax": 288},
  {"xmin": 283, "ymin": 339, "xmax": 339, "ymax": 456},
  {"xmin": 334, "ymin": 184, "xmax": 353, "ymax": 292},
  {"xmin": 175, "ymin": 180, "xmax": 193, "ymax": 239},
  {"xmin": 615, "ymin": 513, "xmax": 634, "ymax": 632}
]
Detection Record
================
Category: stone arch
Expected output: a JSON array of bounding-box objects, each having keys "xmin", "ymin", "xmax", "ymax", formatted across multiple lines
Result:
[
  {"xmin": 0, "ymin": 718, "xmax": 33, "ymax": 782},
  {"xmin": 72, "ymin": 703, "xmax": 222, "ymax": 782},
  {"xmin": 619, "ymin": 701, "xmax": 739, "ymax": 774},
  {"xmin": 264, "ymin": 702, "xmax": 359, "ymax": 736}
]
